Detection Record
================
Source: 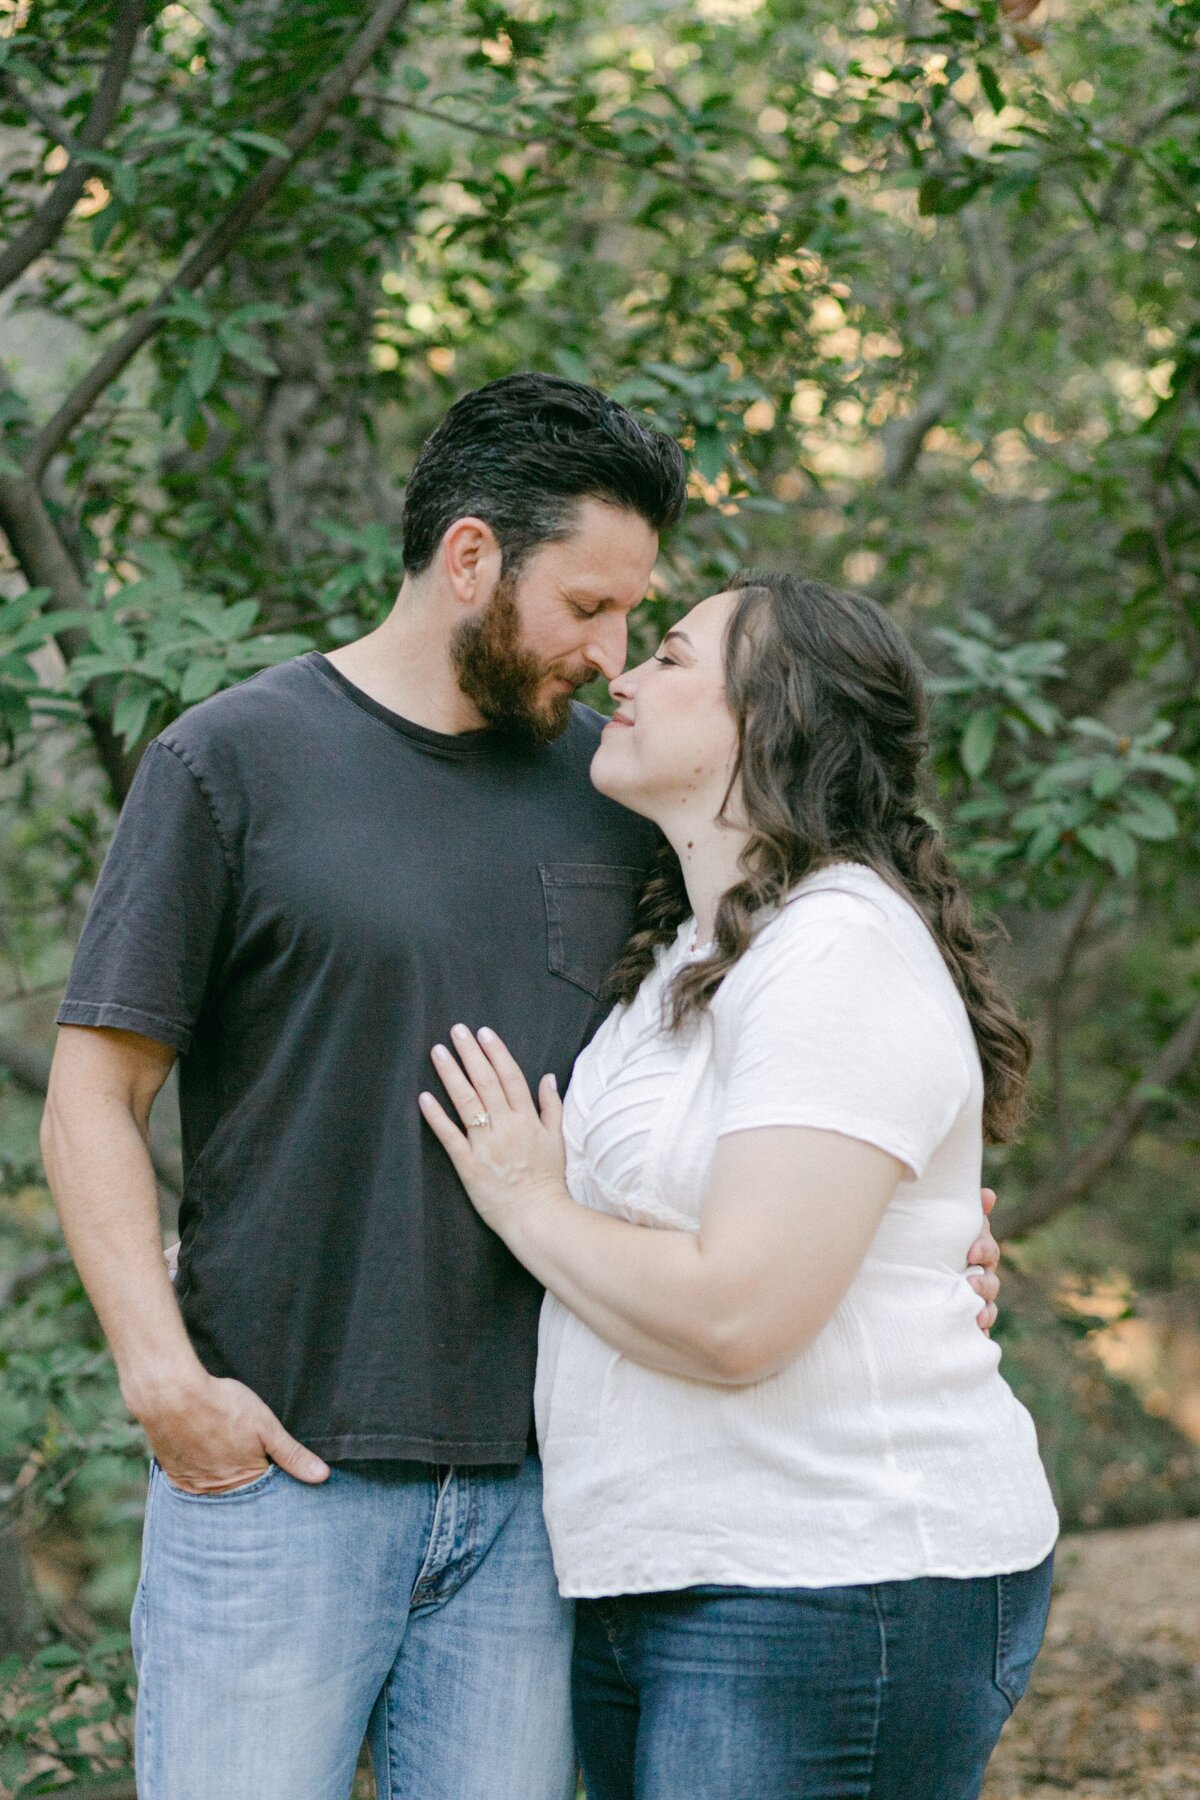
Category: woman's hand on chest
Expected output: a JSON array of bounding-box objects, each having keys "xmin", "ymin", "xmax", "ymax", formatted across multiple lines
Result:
[{"xmin": 419, "ymin": 1025, "xmax": 571, "ymax": 1237}]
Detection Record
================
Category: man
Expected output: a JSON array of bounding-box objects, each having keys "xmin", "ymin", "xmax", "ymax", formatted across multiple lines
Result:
[{"xmin": 41, "ymin": 374, "xmax": 1001, "ymax": 1800}]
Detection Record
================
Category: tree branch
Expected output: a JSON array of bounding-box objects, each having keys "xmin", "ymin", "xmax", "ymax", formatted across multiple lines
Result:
[
  {"xmin": 1002, "ymin": 996, "xmax": 1200, "ymax": 1238},
  {"xmin": 1043, "ymin": 880, "xmax": 1102, "ymax": 1158},
  {"xmin": 25, "ymin": 0, "xmax": 415, "ymax": 481},
  {"xmin": 356, "ymin": 89, "xmax": 741, "ymax": 203},
  {"xmin": 880, "ymin": 83, "xmax": 1198, "ymax": 488},
  {"xmin": 0, "ymin": 0, "xmax": 145, "ymax": 299},
  {"xmin": 0, "ymin": 72, "xmax": 81, "ymax": 155},
  {"xmin": 0, "ymin": 464, "xmax": 134, "ymax": 800}
]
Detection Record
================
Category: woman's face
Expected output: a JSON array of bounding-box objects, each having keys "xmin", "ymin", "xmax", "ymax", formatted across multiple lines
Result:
[{"xmin": 590, "ymin": 590, "xmax": 741, "ymax": 825}]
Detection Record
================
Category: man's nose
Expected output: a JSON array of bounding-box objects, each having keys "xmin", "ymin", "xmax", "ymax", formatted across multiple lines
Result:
[{"xmin": 586, "ymin": 615, "xmax": 628, "ymax": 682}]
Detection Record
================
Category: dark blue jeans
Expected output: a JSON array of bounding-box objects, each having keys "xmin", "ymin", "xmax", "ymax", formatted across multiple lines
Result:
[{"xmin": 572, "ymin": 1552, "xmax": 1054, "ymax": 1800}]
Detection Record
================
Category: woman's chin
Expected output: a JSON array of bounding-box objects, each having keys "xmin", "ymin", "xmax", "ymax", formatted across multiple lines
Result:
[{"xmin": 590, "ymin": 739, "xmax": 644, "ymax": 811}]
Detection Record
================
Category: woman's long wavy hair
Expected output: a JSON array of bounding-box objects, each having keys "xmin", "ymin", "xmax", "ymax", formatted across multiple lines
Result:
[{"xmin": 607, "ymin": 571, "xmax": 1032, "ymax": 1144}]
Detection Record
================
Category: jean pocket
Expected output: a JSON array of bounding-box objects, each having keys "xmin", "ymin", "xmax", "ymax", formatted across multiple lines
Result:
[
  {"xmin": 155, "ymin": 1459, "xmax": 280, "ymax": 1502},
  {"xmin": 994, "ymin": 1550, "xmax": 1055, "ymax": 1712},
  {"xmin": 538, "ymin": 862, "xmax": 646, "ymax": 999}
]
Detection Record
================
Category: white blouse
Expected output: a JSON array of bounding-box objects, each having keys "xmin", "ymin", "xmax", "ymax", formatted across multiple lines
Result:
[{"xmin": 535, "ymin": 863, "xmax": 1058, "ymax": 1597}]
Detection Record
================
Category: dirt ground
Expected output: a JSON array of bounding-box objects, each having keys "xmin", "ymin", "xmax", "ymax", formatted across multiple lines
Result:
[{"xmin": 983, "ymin": 1518, "xmax": 1200, "ymax": 1799}]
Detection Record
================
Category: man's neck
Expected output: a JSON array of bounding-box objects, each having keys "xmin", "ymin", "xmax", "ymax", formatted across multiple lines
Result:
[{"xmin": 322, "ymin": 587, "xmax": 488, "ymax": 735}]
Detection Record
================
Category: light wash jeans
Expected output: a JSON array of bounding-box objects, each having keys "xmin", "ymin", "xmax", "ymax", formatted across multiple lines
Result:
[{"xmin": 131, "ymin": 1454, "xmax": 575, "ymax": 1800}]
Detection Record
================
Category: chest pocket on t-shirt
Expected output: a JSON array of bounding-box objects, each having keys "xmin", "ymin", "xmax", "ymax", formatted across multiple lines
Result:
[{"xmin": 538, "ymin": 863, "xmax": 646, "ymax": 999}]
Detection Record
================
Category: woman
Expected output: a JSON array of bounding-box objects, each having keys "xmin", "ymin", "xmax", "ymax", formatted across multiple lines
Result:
[{"xmin": 419, "ymin": 571, "xmax": 1058, "ymax": 1800}]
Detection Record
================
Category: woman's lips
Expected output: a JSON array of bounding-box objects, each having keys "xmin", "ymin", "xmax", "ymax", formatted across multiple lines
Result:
[{"xmin": 603, "ymin": 715, "xmax": 634, "ymax": 729}]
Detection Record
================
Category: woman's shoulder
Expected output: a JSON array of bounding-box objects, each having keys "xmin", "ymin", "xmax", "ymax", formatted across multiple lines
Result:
[
  {"xmin": 730, "ymin": 863, "xmax": 954, "ymax": 1004},
  {"xmin": 762, "ymin": 862, "xmax": 910, "ymax": 949}
]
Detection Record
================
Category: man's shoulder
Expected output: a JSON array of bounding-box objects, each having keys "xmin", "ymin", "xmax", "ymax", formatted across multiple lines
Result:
[{"xmin": 155, "ymin": 655, "xmax": 321, "ymax": 767}]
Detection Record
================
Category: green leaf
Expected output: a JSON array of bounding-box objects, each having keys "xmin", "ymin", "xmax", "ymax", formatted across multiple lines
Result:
[
  {"xmin": 230, "ymin": 130, "xmax": 290, "ymax": 158},
  {"xmin": 234, "ymin": 633, "xmax": 313, "ymax": 666},
  {"xmin": 918, "ymin": 172, "xmax": 982, "ymax": 215},
  {"xmin": 111, "ymin": 160, "xmax": 138, "ymax": 205},
  {"xmin": 692, "ymin": 426, "xmax": 727, "ymax": 481},
  {"xmin": 1119, "ymin": 789, "xmax": 1178, "ymax": 841},
  {"xmin": 112, "ymin": 688, "xmax": 154, "ymax": 748},
  {"xmin": 1078, "ymin": 823, "xmax": 1138, "ymax": 878},
  {"xmin": 1090, "ymin": 762, "xmax": 1123, "ymax": 799},
  {"xmin": 960, "ymin": 709, "xmax": 998, "ymax": 779},
  {"xmin": 1134, "ymin": 751, "xmax": 1195, "ymax": 785},
  {"xmin": 1070, "ymin": 717, "xmax": 1118, "ymax": 743},
  {"xmin": 1025, "ymin": 822, "xmax": 1062, "ymax": 865},
  {"xmin": 214, "ymin": 599, "xmax": 260, "ymax": 641},
  {"xmin": 188, "ymin": 337, "xmax": 222, "ymax": 400},
  {"xmin": 179, "ymin": 658, "xmax": 227, "ymax": 703},
  {"xmin": 217, "ymin": 326, "xmax": 279, "ymax": 377},
  {"xmin": 977, "ymin": 61, "xmax": 1005, "ymax": 113}
]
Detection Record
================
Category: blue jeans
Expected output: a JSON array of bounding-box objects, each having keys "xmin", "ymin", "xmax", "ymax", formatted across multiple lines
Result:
[
  {"xmin": 573, "ymin": 1553, "xmax": 1054, "ymax": 1800},
  {"xmin": 131, "ymin": 1455, "xmax": 575, "ymax": 1800}
]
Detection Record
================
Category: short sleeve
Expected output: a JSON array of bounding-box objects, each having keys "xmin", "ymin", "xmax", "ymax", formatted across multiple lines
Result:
[
  {"xmin": 56, "ymin": 740, "xmax": 235, "ymax": 1054},
  {"xmin": 715, "ymin": 904, "xmax": 974, "ymax": 1179}
]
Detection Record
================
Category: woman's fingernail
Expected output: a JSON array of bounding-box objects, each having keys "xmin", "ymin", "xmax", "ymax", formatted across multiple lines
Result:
[
  {"xmin": 432, "ymin": 1044, "xmax": 449, "ymax": 1061},
  {"xmin": 548, "ymin": 1072, "xmax": 558, "ymax": 1091},
  {"xmin": 479, "ymin": 1026, "xmax": 495, "ymax": 1042},
  {"xmin": 452, "ymin": 1023, "xmax": 469, "ymax": 1039}
]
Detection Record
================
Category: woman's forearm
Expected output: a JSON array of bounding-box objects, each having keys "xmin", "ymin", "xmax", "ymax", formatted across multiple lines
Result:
[
  {"xmin": 506, "ymin": 1195, "xmax": 750, "ymax": 1383},
  {"xmin": 419, "ymin": 1030, "xmax": 901, "ymax": 1384}
]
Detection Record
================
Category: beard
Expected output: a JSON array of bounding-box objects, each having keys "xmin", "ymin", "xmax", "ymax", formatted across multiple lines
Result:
[{"xmin": 449, "ymin": 575, "xmax": 584, "ymax": 748}]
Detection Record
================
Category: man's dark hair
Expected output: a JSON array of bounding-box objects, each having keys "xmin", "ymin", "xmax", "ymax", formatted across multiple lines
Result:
[{"xmin": 401, "ymin": 373, "xmax": 688, "ymax": 577}]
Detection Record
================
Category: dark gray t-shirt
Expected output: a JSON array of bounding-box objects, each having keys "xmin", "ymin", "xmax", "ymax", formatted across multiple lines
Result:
[{"xmin": 58, "ymin": 653, "xmax": 659, "ymax": 1463}]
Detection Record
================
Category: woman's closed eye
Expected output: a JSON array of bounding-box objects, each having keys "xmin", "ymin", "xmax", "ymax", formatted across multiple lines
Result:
[{"xmin": 652, "ymin": 652, "xmax": 679, "ymax": 667}]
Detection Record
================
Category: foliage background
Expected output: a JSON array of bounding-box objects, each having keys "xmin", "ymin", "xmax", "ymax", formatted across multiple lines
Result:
[{"xmin": 0, "ymin": 0, "xmax": 1197, "ymax": 1789}]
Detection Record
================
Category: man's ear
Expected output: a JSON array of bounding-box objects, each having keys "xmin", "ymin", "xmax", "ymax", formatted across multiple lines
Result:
[{"xmin": 440, "ymin": 516, "xmax": 503, "ymax": 611}]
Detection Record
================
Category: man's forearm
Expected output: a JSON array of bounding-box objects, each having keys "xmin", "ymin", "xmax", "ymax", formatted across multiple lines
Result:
[
  {"xmin": 41, "ymin": 1078, "xmax": 204, "ymax": 1418},
  {"xmin": 42, "ymin": 1027, "xmax": 328, "ymax": 1492}
]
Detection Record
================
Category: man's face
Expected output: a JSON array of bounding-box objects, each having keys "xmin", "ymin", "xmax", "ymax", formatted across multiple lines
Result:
[{"xmin": 449, "ymin": 498, "xmax": 658, "ymax": 746}]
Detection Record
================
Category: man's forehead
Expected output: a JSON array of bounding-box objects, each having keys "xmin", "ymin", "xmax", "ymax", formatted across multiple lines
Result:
[{"xmin": 542, "ymin": 505, "xmax": 658, "ymax": 596}]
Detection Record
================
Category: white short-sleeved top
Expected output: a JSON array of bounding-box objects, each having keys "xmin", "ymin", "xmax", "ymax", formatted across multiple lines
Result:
[{"xmin": 535, "ymin": 862, "xmax": 1058, "ymax": 1597}]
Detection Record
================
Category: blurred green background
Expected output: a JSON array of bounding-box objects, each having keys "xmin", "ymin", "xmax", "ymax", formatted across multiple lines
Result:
[{"xmin": 1, "ymin": 0, "xmax": 1198, "ymax": 1790}]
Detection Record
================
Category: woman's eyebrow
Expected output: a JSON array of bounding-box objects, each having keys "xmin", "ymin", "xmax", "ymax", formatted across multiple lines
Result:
[{"xmin": 661, "ymin": 628, "xmax": 695, "ymax": 651}]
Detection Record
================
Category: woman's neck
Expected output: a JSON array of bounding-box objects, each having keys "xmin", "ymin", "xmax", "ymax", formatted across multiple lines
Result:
[{"xmin": 660, "ymin": 815, "xmax": 751, "ymax": 945}]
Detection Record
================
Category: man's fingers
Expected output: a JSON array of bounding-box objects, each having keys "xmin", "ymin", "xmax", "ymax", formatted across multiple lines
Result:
[
  {"xmin": 259, "ymin": 1415, "xmax": 329, "ymax": 1485},
  {"xmin": 967, "ymin": 1268, "xmax": 1000, "ymax": 1305},
  {"xmin": 968, "ymin": 1229, "xmax": 1001, "ymax": 1271}
]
